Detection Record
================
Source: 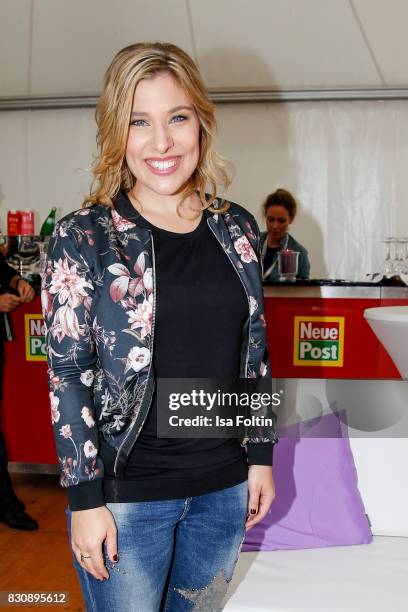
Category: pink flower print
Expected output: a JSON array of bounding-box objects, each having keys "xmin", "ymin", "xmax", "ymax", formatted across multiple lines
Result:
[
  {"xmin": 84, "ymin": 295, "xmax": 92, "ymax": 312},
  {"xmin": 108, "ymin": 263, "xmax": 130, "ymax": 302},
  {"xmin": 128, "ymin": 277, "xmax": 145, "ymax": 299},
  {"xmin": 100, "ymin": 389, "xmax": 111, "ymax": 418},
  {"xmin": 233, "ymin": 236, "xmax": 257, "ymax": 264},
  {"xmin": 142, "ymin": 268, "xmax": 153, "ymax": 293},
  {"xmin": 134, "ymin": 252, "xmax": 146, "ymax": 276},
  {"xmin": 51, "ymin": 304, "xmax": 81, "ymax": 342},
  {"xmin": 245, "ymin": 221, "xmax": 256, "ymax": 241},
  {"xmin": 125, "ymin": 346, "xmax": 151, "ymax": 373},
  {"xmin": 126, "ymin": 253, "xmax": 150, "ymax": 297},
  {"xmin": 59, "ymin": 424, "xmax": 72, "ymax": 438},
  {"xmin": 84, "ymin": 440, "xmax": 97, "ymax": 458},
  {"xmin": 50, "ymin": 392, "xmax": 60, "ymax": 424},
  {"xmin": 111, "ymin": 209, "xmax": 136, "ymax": 232},
  {"xmin": 81, "ymin": 406, "xmax": 96, "ymax": 428},
  {"xmin": 41, "ymin": 288, "xmax": 53, "ymax": 319},
  {"xmin": 112, "ymin": 415, "xmax": 125, "ymax": 431},
  {"xmin": 80, "ymin": 370, "xmax": 94, "ymax": 387},
  {"xmin": 249, "ymin": 296, "xmax": 258, "ymax": 316},
  {"xmin": 49, "ymin": 370, "xmax": 60, "ymax": 386},
  {"xmin": 50, "ymin": 257, "xmax": 93, "ymax": 308},
  {"xmin": 126, "ymin": 294, "xmax": 153, "ymax": 339},
  {"xmin": 84, "ymin": 458, "xmax": 100, "ymax": 479}
]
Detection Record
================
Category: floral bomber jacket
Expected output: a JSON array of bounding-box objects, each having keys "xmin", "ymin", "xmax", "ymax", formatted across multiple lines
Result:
[{"xmin": 41, "ymin": 194, "xmax": 278, "ymax": 509}]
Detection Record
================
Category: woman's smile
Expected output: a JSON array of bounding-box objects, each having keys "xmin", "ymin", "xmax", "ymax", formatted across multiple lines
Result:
[{"xmin": 144, "ymin": 155, "xmax": 182, "ymax": 175}]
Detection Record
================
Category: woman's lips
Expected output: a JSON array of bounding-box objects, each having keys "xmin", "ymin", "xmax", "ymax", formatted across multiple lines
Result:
[{"xmin": 145, "ymin": 156, "xmax": 181, "ymax": 176}]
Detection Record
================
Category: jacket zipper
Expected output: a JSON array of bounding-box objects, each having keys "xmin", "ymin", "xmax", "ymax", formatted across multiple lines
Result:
[{"xmin": 113, "ymin": 231, "xmax": 157, "ymax": 476}]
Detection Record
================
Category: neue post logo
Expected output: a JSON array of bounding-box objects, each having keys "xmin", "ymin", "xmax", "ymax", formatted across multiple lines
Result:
[
  {"xmin": 293, "ymin": 316, "xmax": 345, "ymax": 367},
  {"xmin": 25, "ymin": 314, "xmax": 47, "ymax": 361}
]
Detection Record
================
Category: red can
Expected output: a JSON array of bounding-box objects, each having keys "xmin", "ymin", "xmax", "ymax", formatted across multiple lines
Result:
[
  {"xmin": 7, "ymin": 210, "xmax": 21, "ymax": 235},
  {"xmin": 20, "ymin": 210, "xmax": 35, "ymax": 235}
]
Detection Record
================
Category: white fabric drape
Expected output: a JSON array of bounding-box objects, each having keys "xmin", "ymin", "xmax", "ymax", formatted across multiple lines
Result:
[
  {"xmin": 218, "ymin": 100, "xmax": 408, "ymax": 280},
  {"xmin": 1, "ymin": 100, "xmax": 408, "ymax": 280}
]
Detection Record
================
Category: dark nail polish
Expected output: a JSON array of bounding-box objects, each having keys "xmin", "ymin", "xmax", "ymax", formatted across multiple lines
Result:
[
  {"xmin": 113, "ymin": 554, "xmax": 118, "ymax": 562},
  {"xmin": 250, "ymin": 508, "xmax": 257, "ymax": 514}
]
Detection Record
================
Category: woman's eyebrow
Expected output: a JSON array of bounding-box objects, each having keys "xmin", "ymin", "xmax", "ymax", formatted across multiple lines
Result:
[
  {"xmin": 168, "ymin": 105, "xmax": 194, "ymax": 113},
  {"xmin": 130, "ymin": 105, "xmax": 194, "ymax": 117}
]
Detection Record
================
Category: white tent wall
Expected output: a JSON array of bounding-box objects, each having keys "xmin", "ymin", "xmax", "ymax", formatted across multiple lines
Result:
[
  {"xmin": 1, "ymin": 99, "xmax": 408, "ymax": 279},
  {"xmin": 217, "ymin": 99, "xmax": 408, "ymax": 280}
]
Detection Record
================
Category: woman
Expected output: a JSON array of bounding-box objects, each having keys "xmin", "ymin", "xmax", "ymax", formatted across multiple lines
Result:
[
  {"xmin": 42, "ymin": 42, "xmax": 277, "ymax": 611},
  {"xmin": 260, "ymin": 188, "xmax": 310, "ymax": 281}
]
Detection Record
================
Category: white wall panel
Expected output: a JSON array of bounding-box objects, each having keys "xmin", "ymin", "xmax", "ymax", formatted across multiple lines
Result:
[
  {"xmin": 30, "ymin": 0, "xmax": 193, "ymax": 95},
  {"xmin": 26, "ymin": 109, "xmax": 96, "ymax": 223},
  {"xmin": 1, "ymin": 99, "xmax": 408, "ymax": 280},
  {"xmin": 0, "ymin": 0, "xmax": 31, "ymax": 95},
  {"xmin": 0, "ymin": 109, "xmax": 95, "ymax": 233},
  {"xmin": 353, "ymin": 0, "xmax": 408, "ymax": 86},
  {"xmin": 190, "ymin": 0, "xmax": 381, "ymax": 89},
  {"xmin": 0, "ymin": 111, "xmax": 29, "ymax": 232}
]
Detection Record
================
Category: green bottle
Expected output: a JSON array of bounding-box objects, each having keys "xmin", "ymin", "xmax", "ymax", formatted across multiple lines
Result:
[{"xmin": 40, "ymin": 206, "xmax": 57, "ymax": 237}]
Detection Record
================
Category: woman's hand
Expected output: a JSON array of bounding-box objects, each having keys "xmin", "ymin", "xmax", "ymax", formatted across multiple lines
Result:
[
  {"xmin": 16, "ymin": 279, "xmax": 35, "ymax": 303},
  {"xmin": 245, "ymin": 465, "xmax": 275, "ymax": 531},
  {"xmin": 0, "ymin": 293, "xmax": 21, "ymax": 312},
  {"xmin": 71, "ymin": 506, "xmax": 118, "ymax": 581}
]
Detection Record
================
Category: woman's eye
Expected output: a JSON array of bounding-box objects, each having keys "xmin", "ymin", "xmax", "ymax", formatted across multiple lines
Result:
[
  {"xmin": 171, "ymin": 114, "xmax": 188, "ymax": 123},
  {"xmin": 130, "ymin": 119, "xmax": 148, "ymax": 127},
  {"xmin": 268, "ymin": 217, "xmax": 287, "ymax": 224}
]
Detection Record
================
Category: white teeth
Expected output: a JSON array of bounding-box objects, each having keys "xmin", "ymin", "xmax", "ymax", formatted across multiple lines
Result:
[{"xmin": 147, "ymin": 159, "xmax": 177, "ymax": 170}]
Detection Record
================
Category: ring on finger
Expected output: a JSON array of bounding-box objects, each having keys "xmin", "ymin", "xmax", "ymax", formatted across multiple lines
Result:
[{"xmin": 80, "ymin": 553, "xmax": 92, "ymax": 561}]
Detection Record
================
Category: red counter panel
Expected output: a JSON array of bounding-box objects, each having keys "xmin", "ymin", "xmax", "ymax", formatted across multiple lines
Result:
[
  {"xmin": 264, "ymin": 295, "xmax": 406, "ymax": 379},
  {"xmin": 1, "ymin": 296, "xmax": 57, "ymax": 464},
  {"xmin": 1, "ymin": 288, "xmax": 407, "ymax": 465}
]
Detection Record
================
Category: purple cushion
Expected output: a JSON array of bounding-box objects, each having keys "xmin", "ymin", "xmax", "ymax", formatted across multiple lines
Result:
[{"xmin": 243, "ymin": 411, "xmax": 372, "ymax": 551}]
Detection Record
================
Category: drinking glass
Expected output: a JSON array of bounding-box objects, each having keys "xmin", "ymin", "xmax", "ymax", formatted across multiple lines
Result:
[
  {"xmin": 278, "ymin": 249, "xmax": 299, "ymax": 282},
  {"xmin": 398, "ymin": 238, "xmax": 408, "ymax": 275},
  {"xmin": 383, "ymin": 237, "xmax": 395, "ymax": 276}
]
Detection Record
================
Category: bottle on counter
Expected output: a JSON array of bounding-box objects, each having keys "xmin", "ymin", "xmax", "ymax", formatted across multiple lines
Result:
[
  {"xmin": 20, "ymin": 210, "xmax": 35, "ymax": 235},
  {"xmin": 40, "ymin": 206, "xmax": 57, "ymax": 237},
  {"xmin": 7, "ymin": 210, "xmax": 21, "ymax": 235}
]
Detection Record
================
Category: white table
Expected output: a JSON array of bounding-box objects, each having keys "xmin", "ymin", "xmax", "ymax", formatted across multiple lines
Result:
[{"xmin": 224, "ymin": 536, "xmax": 408, "ymax": 611}]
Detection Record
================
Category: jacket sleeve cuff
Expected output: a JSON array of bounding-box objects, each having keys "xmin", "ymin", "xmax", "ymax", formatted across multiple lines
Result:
[
  {"xmin": 67, "ymin": 479, "xmax": 105, "ymax": 511},
  {"xmin": 247, "ymin": 441, "xmax": 274, "ymax": 466}
]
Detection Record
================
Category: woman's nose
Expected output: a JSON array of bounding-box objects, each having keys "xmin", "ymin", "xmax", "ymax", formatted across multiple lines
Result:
[{"xmin": 153, "ymin": 124, "xmax": 174, "ymax": 153}]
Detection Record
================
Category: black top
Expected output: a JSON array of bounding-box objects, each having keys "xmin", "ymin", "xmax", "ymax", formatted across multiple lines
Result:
[
  {"xmin": 0, "ymin": 253, "xmax": 18, "ymax": 288},
  {"xmin": 103, "ymin": 192, "xmax": 272, "ymax": 503},
  {"xmin": 263, "ymin": 245, "xmax": 279, "ymax": 274}
]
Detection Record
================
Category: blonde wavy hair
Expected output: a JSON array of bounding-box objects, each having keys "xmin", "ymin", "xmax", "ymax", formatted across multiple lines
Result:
[{"xmin": 83, "ymin": 42, "xmax": 231, "ymax": 213}]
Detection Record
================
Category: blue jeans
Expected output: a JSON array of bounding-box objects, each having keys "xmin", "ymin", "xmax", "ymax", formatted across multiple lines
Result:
[{"xmin": 68, "ymin": 481, "xmax": 248, "ymax": 611}]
